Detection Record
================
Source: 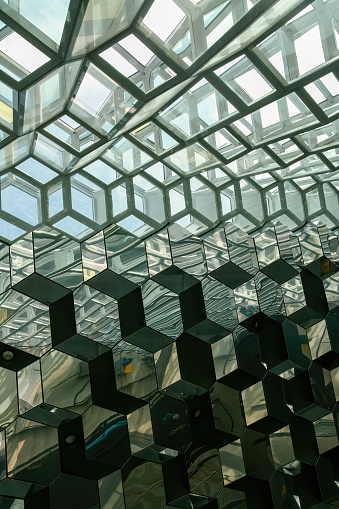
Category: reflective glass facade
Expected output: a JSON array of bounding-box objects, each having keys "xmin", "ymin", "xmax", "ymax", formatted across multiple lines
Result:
[{"xmin": 0, "ymin": 220, "xmax": 336, "ymax": 507}]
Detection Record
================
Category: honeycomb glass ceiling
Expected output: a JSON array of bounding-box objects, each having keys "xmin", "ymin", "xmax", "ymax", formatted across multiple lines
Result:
[{"xmin": 0, "ymin": 0, "xmax": 338, "ymax": 243}]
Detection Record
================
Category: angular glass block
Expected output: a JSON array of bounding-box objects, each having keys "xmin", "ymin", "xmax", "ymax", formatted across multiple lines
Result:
[
  {"xmin": 74, "ymin": 285, "xmax": 120, "ymax": 348},
  {"xmin": 41, "ymin": 350, "xmax": 91, "ymax": 414},
  {"xmin": 44, "ymin": 116, "xmax": 99, "ymax": 154},
  {"xmin": 6, "ymin": 417, "xmax": 60, "ymax": 484},
  {"xmin": 145, "ymin": 230, "xmax": 172, "ymax": 277},
  {"xmin": 53, "ymin": 216, "xmax": 94, "ymax": 240},
  {"xmin": 154, "ymin": 342, "xmax": 181, "ymax": 392},
  {"xmin": 314, "ymin": 413, "xmax": 339, "ymax": 454},
  {"xmin": 168, "ymin": 184, "xmax": 187, "ymax": 218},
  {"xmin": 159, "ymin": 79, "xmax": 237, "ymax": 139},
  {"xmin": 256, "ymin": 3, "xmax": 339, "ymax": 83},
  {"xmin": 132, "ymin": 174, "xmax": 166, "ymax": 223},
  {"xmin": 290, "ymin": 363, "xmax": 333, "ymax": 421},
  {"xmin": 202, "ymin": 276, "xmax": 237, "ymax": 331},
  {"xmin": 10, "ymin": 234, "xmax": 34, "ymax": 286},
  {"xmin": 131, "ymin": 121, "xmax": 178, "ymax": 154},
  {"xmin": 69, "ymin": 64, "xmax": 139, "ymax": 135},
  {"xmin": 82, "ymin": 405, "xmax": 128, "ymax": 466},
  {"xmin": 297, "ymin": 227, "xmax": 324, "ymax": 266},
  {"xmin": 203, "ymin": 228, "xmax": 229, "ymax": 273},
  {"xmin": 255, "ymin": 272, "xmax": 285, "ymax": 321},
  {"xmin": 33, "ymin": 133, "xmax": 75, "ymax": 172},
  {"xmin": 101, "ymin": 36, "xmax": 177, "ymax": 94},
  {"xmin": 275, "ymin": 222, "xmax": 303, "ymax": 271},
  {"xmin": 168, "ymin": 224, "xmax": 207, "ymax": 280},
  {"xmin": 268, "ymin": 138, "xmax": 303, "ymax": 165},
  {"xmin": 307, "ymin": 320, "xmax": 332, "ymax": 361},
  {"xmin": 127, "ymin": 404, "xmax": 153, "ymax": 454},
  {"xmin": 187, "ymin": 443, "xmax": 223, "ymax": 497},
  {"xmin": 23, "ymin": 62, "xmax": 82, "ymax": 133},
  {"xmin": 0, "ymin": 431, "xmax": 6, "ymax": 481},
  {"xmin": 0, "ymin": 290, "xmax": 51, "ymax": 357},
  {"xmin": 0, "ymin": 243, "xmax": 10, "ymax": 295},
  {"xmin": 103, "ymin": 137, "xmax": 152, "ymax": 174},
  {"xmin": 234, "ymin": 279, "xmax": 259, "ymax": 323},
  {"xmin": 219, "ymin": 439, "xmax": 246, "ymax": 486},
  {"xmin": 281, "ymin": 276, "xmax": 306, "ymax": 317},
  {"xmin": 99, "ymin": 470, "xmax": 125, "ymax": 509},
  {"xmin": 16, "ymin": 157, "xmax": 58, "ymax": 184},
  {"xmin": 269, "ymin": 425, "xmax": 297, "ymax": 473},
  {"xmin": 190, "ymin": 177, "xmax": 218, "ymax": 223},
  {"xmin": 81, "ymin": 230, "xmax": 107, "ymax": 281},
  {"xmin": 0, "ymin": 368, "xmax": 17, "ymax": 429},
  {"xmin": 242, "ymin": 381, "xmax": 267, "ymax": 426},
  {"xmin": 71, "ymin": 0, "xmax": 145, "ymax": 57},
  {"xmin": 142, "ymin": 280, "xmax": 183, "ymax": 339},
  {"xmin": 324, "ymin": 273, "xmax": 339, "ymax": 313},
  {"xmin": 233, "ymin": 325, "xmax": 267, "ymax": 383},
  {"xmin": 17, "ymin": 361, "xmax": 43, "ymax": 414},
  {"xmin": 255, "ymin": 228, "xmax": 280, "ymax": 267},
  {"xmin": 210, "ymin": 382, "xmax": 246, "ymax": 437},
  {"xmin": 34, "ymin": 228, "xmax": 83, "ymax": 290},
  {"xmin": 122, "ymin": 457, "xmax": 166, "ymax": 508},
  {"xmin": 164, "ymin": 143, "xmax": 221, "ymax": 176},
  {"xmin": 277, "ymin": 319, "xmax": 311, "ymax": 375},
  {"xmin": 203, "ymin": 129, "xmax": 247, "ymax": 162},
  {"xmin": 70, "ymin": 174, "xmax": 107, "ymax": 225},
  {"xmin": 113, "ymin": 341, "xmax": 157, "ymax": 401},
  {"xmin": 104, "ymin": 227, "xmax": 149, "ymax": 285},
  {"xmin": 0, "ymin": 28, "xmax": 49, "ymax": 82},
  {"xmin": 224, "ymin": 223, "xmax": 258, "ymax": 276},
  {"xmin": 211, "ymin": 334, "xmax": 238, "ymax": 381},
  {"xmin": 0, "ymin": 80, "xmax": 15, "ymax": 132}
]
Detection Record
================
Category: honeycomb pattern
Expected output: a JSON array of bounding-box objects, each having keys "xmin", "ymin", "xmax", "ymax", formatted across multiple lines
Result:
[
  {"xmin": 0, "ymin": 0, "xmax": 338, "ymax": 243},
  {"xmin": 0, "ymin": 220, "xmax": 336, "ymax": 507}
]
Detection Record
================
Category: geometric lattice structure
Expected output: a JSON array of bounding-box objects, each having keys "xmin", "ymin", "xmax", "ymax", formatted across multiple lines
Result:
[
  {"xmin": 0, "ymin": 0, "xmax": 338, "ymax": 243},
  {"xmin": 0, "ymin": 220, "xmax": 337, "ymax": 507},
  {"xmin": 0, "ymin": 0, "xmax": 339, "ymax": 507}
]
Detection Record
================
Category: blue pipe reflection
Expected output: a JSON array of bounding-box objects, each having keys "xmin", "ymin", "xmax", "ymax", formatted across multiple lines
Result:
[{"xmin": 86, "ymin": 420, "xmax": 128, "ymax": 456}]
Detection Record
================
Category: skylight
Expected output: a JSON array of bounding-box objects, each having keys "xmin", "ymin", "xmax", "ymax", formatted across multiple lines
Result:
[
  {"xmin": 0, "ymin": 0, "xmax": 337, "ymax": 244},
  {"xmin": 142, "ymin": 0, "xmax": 186, "ymax": 41},
  {"xmin": 0, "ymin": 30, "xmax": 49, "ymax": 79}
]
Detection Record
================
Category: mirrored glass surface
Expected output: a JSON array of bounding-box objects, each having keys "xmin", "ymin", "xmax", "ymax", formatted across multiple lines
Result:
[
  {"xmin": 113, "ymin": 341, "xmax": 157, "ymax": 401},
  {"xmin": 41, "ymin": 350, "xmax": 92, "ymax": 414},
  {"xmin": 127, "ymin": 404, "xmax": 154, "ymax": 454},
  {"xmin": 6, "ymin": 418, "xmax": 60, "ymax": 484}
]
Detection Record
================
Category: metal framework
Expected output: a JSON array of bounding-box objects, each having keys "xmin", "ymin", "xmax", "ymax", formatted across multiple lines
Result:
[{"xmin": 0, "ymin": 0, "xmax": 338, "ymax": 243}]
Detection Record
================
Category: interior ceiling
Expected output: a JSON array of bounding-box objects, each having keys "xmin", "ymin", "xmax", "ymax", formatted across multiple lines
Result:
[{"xmin": 0, "ymin": 0, "xmax": 338, "ymax": 243}]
